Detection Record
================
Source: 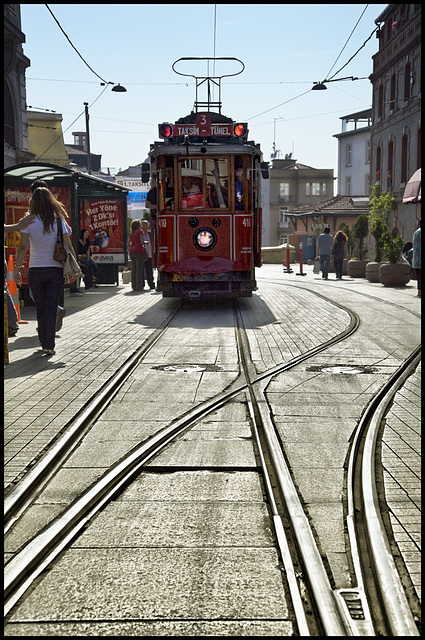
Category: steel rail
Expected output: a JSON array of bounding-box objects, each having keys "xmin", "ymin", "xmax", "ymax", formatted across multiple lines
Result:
[
  {"xmin": 346, "ymin": 346, "xmax": 421, "ymax": 636},
  {"xmin": 233, "ymin": 302, "xmax": 355, "ymax": 636},
  {"xmin": 4, "ymin": 303, "xmax": 183, "ymax": 532},
  {"xmin": 4, "ymin": 292, "xmax": 359, "ymax": 619}
]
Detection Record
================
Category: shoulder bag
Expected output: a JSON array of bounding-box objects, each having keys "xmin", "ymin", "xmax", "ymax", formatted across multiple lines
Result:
[{"xmin": 53, "ymin": 218, "xmax": 67, "ymax": 263}]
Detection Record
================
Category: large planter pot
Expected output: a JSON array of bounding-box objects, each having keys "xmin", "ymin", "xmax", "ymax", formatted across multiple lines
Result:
[
  {"xmin": 347, "ymin": 259, "xmax": 368, "ymax": 278},
  {"xmin": 378, "ymin": 263, "xmax": 411, "ymax": 287},
  {"xmin": 365, "ymin": 262, "xmax": 383, "ymax": 283}
]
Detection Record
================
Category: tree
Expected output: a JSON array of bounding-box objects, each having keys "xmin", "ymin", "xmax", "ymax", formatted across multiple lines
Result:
[
  {"xmin": 351, "ymin": 214, "xmax": 369, "ymax": 260},
  {"xmin": 369, "ymin": 186, "xmax": 395, "ymax": 262},
  {"xmin": 382, "ymin": 231, "xmax": 405, "ymax": 264}
]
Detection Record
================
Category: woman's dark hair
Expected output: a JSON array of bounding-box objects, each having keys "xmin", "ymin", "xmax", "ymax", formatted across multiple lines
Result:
[
  {"xmin": 29, "ymin": 187, "xmax": 67, "ymax": 234},
  {"xmin": 80, "ymin": 228, "xmax": 88, "ymax": 240},
  {"xmin": 334, "ymin": 230, "xmax": 347, "ymax": 244}
]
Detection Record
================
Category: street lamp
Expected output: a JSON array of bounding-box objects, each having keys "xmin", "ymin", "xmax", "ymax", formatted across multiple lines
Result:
[{"xmin": 311, "ymin": 76, "xmax": 360, "ymax": 90}]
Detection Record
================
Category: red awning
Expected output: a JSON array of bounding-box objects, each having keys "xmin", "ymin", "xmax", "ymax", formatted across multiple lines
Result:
[{"xmin": 402, "ymin": 168, "xmax": 421, "ymax": 203}]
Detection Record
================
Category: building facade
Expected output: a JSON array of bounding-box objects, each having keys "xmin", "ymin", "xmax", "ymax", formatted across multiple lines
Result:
[
  {"xmin": 4, "ymin": 4, "xmax": 34, "ymax": 168},
  {"xmin": 27, "ymin": 111, "xmax": 71, "ymax": 167},
  {"xmin": 333, "ymin": 109, "xmax": 372, "ymax": 196},
  {"xmin": 267, "ymin": 158, "xmax": 335, "ymax": 247},
  {"xmin": 369, "ymin": 3, "xmax": 421, "ymax": 240}
]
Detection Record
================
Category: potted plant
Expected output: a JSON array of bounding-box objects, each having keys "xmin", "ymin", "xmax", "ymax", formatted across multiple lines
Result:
[
  {"xmin": 366, "ymin": 186, "xmax": 394, "ymax": 282},
  {"xmin": 379, "ymin": 231, "xmax": 411, "ymax": 287},
  {"xmin": 347, "ymin": 214, "xmax": 369, "ymax": 277}
]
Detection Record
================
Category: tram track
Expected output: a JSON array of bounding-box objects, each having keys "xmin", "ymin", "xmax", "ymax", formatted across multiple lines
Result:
[{"xmin": 4, "ymin": 284, "xmax": 420, "ymax": 635}]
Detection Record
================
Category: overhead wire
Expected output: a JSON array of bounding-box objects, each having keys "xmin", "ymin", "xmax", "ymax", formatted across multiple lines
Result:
[
  {"xmin": 248, "ymin": 6, "xmax": 377, "ymax": 122},
  {"xmin": 35, "ymin": 84, "xmax": 109, "ymax": 161},
  {"xmin": 324, "ymin": 5, "xmax": 369, "ymax": 80},
  {"xmin": 44, "ymin": 4, "xmax": 113, "ymax": 85}
]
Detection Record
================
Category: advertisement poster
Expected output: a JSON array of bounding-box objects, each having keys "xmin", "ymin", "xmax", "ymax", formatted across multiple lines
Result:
[
  {"xmin": 80, "ymin": 197, "xmax": 125, "ymax": 264},
  {"xmin": 4, "ymin": 186, "xmax": 72, "ymax": 283}
]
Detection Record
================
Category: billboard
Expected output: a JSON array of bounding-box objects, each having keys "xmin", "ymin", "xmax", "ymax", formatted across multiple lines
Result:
[{"xmin": 80, "ymin": 197, "xmax": 125, "ymax": 263}]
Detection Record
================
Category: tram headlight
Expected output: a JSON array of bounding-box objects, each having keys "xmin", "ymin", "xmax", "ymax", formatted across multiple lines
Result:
[
  {"xmin": 233, "ymin": 123, "xmax": 247, "ymax": 137},
  {"xmin": 193, "ymin": 227, "xmax": 217, "ymax": 251},
  {"xmin": 159, "ymin": 123, "xmax": 173, "ymax": 138}
]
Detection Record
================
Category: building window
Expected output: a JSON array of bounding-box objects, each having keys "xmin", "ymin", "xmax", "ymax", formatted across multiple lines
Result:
[
  {"xmin": 365, "ymin": 175, "xmax": 370, "ymax": 195},
  {"xmin": 401, "ymin": 133, "xmax": 409, "ymax": 183},
  {"xmin": 404, "ymin": 61, "xmax": 411, "ymax": 100},
  {"xmin": 345, "ymin": 176, "xmax": 352, "ymax": 196},
  {"xmin": 376, "ymin": 145, "xmax": 382, "ymax": 184},
  {"xmin": 279, "ymin": 207, "xmax": 289, "ymax": 224},
  {"xmin": 279, "ymin": 182, "xmax": 290, "ymax": 202},
  {"xmin": 346, "ymin": 144, "xmax": 352, "ymax": 167},
  {"xmin": 387, "ymin": 139, "xmax": 394, "ymax": 188},
  {"xmin": 306, "ymin": 182, "xmax": 326, "ymax": 196},
  {"xmin": 377, "ymin": 85, "xmax": 384, "ymax": 119},
  {"xmin": 365, "ymin": 140, "xmax": 371, "ymax": 164},
  {"xmin": 389, "ymin": 74, "xmax": 396, "ymax": 111},
  {"xmin": 279, "ymin": 182, "xmax": 290, "ymax": 196}
]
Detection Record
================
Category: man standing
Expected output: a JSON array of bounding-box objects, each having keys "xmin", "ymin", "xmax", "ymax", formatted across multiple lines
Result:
[
  {"xmin": 318, "ymin": 227, "xmax": 333, "ymax": 280},
  {"xmin": 141, "ymin": 219, "xmax": 155, "ymax": 290}
]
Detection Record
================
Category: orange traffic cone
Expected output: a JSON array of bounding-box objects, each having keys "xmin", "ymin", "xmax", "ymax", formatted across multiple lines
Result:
[{"xmin": 6, "ymin": 255, "xmax": 28, "ymax": 325}]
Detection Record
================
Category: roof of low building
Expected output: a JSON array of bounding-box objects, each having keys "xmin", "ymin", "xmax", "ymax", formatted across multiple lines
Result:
[{"xmin": 287, "ymin": 194, "xmax": 370, "ymax": 217}]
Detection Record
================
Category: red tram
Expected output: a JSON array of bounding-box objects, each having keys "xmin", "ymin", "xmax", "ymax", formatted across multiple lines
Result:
[{"xmin": 146, "ymin": 58, "xmax": 268, "ymax": 299}]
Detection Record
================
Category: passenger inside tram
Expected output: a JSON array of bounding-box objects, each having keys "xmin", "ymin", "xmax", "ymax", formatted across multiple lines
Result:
[
  {"xmin": 181, "ymin": 177, "xmax": 203, "ymax": 209},
  {"xmin": 235, "ymin": 167, "xmax": 244, "ymax": 210}
]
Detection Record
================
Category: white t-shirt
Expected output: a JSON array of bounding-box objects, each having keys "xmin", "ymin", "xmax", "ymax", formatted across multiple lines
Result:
[{"xmin": 21, "ymin": 216, "xmax": 70, "ymax": 268}]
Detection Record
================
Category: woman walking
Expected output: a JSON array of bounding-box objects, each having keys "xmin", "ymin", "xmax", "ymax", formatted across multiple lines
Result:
[
  {"xmin": 129, "ymin": 219, "xmax": 147, "ymax": 291},
  {"xmin": 14, "ymin": 187, "xmax": 78, "ymax": 355},
  {"xmin": 331, "ymin": 230, "xmax": 347, "ymax": 280}
]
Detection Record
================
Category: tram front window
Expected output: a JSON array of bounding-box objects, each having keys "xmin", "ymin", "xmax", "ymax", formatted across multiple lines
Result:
[{"xmin": 206, "ymin": 158, "xmax": 228, "ymax": 208}]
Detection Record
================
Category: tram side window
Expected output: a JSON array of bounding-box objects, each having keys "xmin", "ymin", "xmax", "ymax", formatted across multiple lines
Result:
[
  {"xmin": 160, "ymin": 156, "xmax": 175, "ymax": 210},
  {"xmin": 180, "ymin": 159, "xmax": 203, "ymax": 209},
  {"xmin": 234, "ymin": 156, "xmax": 245, "ymax": 210},
  {"xmin": 206, "ymin": 158, "xmax": 228, "ymax": 208}
]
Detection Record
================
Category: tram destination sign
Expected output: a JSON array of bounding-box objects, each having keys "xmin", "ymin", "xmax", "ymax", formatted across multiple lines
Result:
[{"xmin": 159, "ymin": 113, "xmax": 247, "ymax": 139}]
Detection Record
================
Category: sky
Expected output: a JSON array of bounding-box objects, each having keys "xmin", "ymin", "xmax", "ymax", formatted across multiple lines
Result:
[{"xmin": 21, "ymin": 4, "xmax": 388, "ymax": 180}]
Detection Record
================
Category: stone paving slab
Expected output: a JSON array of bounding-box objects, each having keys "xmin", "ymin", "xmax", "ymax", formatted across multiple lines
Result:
[{"xmin": 4, "ymin": 266, "xmax": 421, "ymax": 610}]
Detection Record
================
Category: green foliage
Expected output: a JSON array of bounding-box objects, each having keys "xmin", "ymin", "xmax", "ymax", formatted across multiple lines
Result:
[
  {"xmin": 352, "ymin": 214, "xmax": 369, "ymax": 260},
  {"xmin": 382, "ymin": 231, "xmax": 405, "ymax": 264},
  {"xmin": 342, "ymin": 224, "xmax": 354, "ymax": 258},
  {"xmin": 310, "ymin": 217, "xmax": 326, "ymax": 239},
  {"xmin": 369, "ymin": 186, "xmax": 394, "ymax": 261}
]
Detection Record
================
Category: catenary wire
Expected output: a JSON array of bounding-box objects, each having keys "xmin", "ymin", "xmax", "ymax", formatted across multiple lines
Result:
[{"xmin": 44, "ymin": 4, "xmax": 113, "ymax": 86}]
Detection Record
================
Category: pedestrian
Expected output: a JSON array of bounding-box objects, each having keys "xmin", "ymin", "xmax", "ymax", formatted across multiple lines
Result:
[
  {"xmin": 29, "ymin": 179, "xmax": 67, "ymax": 325},
  {"xmin": 78, "ymin": 229, "xmax": 99, "ymax": 288},
  {"xmin": 145, "ymin": 186, "xmax": 157, "ymax": 229},
  {"xmin": 331, "ymin": 230, "xmax": 347, "ymax": 280},
  {"xmin": 4, "ymin": 214, "xmax": 36, "ymax": 336},
  {"xmin": 13, "ymin": 187, "xmax": 79, "ymax": 356},
  {"xmin": 412, "ymin": 218, "xmax": 421, "ymax": 297},
  {"xmin": 318, "ymin": 227, "xmax": 333, "ymax": 280},
  {"xmin": 129, "ymin": 219, "xmax": 147, "ymax": 292},
  {"xmin": 140, "ymin": 219, "xmax": 155, "ymax": 290}
]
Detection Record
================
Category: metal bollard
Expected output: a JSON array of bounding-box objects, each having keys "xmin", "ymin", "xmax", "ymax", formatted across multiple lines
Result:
[{"xmin": 296, "ymin": 242, "xmax": 306, "ymax": 276}]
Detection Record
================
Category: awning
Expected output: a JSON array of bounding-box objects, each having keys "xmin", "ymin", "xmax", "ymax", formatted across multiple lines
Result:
[{"xmin": 402, "ymin": 168, "xmax": 421, "ymax": 203}]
